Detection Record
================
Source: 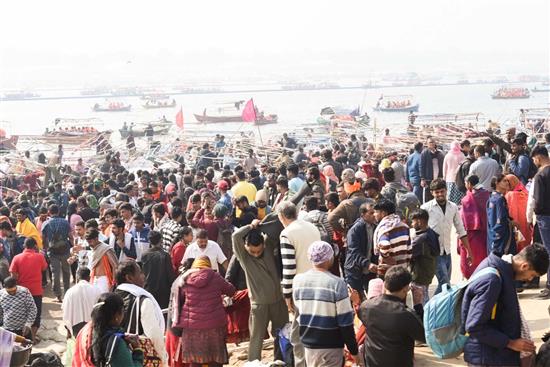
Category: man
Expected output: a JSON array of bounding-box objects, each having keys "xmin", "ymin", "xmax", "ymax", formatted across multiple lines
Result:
[
  {"xmin": 287, "ymin": 164, "xmax": 306, "ymax": 197},
  {"xmin": 0, "ymin": 276, "xmax": 37, "ymax": 338},
  {"xmin": 232, "ymin": 170, "xmax": 257, "ymax": 216},
  {"xmin": 119, "ymin": 203, "xmax": 134, "ymax": 232},
  {"xmin": 319, "ymin": 149, "xmax": 343, "ymax": 178},
  {"xmin": 109, "ymin": 219, "xmax": 137, "ymax": 261},
  {"xmin": 86, "ymin": 228, "xmax": 118, "ymax": 293},
  {"xmin": 421, "ymin": 179, "xmax": 472, "ymax": 294},
  {"xmin": 216, "ymin": 179, "xmax": 233, "ymax": 213},
  {"xmin": 76, "ymin": 196, "xmax": 97, "ymax": 222},
  {"xmin": 242, "ymin": 148, "xmax": 259, "ymax": 172},
  {"xmin": 15, "ymin": 209, "xmax": 43, "ymax": 250},
  {"xmin": 141, "ymin": 231, "xmax": 175, "ymax": 309},
  {"xmin": 293, "ymin": 241, "xmax": 359, "ymax": 366},
  {"xmin": 182, "ymin": 229, "xmax": 228, "ymax": 272},
  {"xmin": 507, "ymin": 137, "xmax": 531, "ymax": 185},
  {"xmin": 9, "ymin": 238, "xmax": 48, "ymax": 342},
  {"xmin": 129, "ymin": 213, "xmax": 151, "ymax": 262},
  {"xmin": 61, "ymin": 267, "xmax": 101, "ymax": 338},
  {"xmin": 114, "ymin": 260, "xmax": 168, "ymax": 366},
  {"xmin": 293, "ymin": 146, "xmax": 308, "ymax": 164},
  {"xmin": 462, "ymin": 244, "xmax": 549, "ymax": 366},
  {"xmin": 301, "ymin": 196, "xmax": 333, "ymax": 243},
  {"xmin": 345, "ymin": 200, "xmax": 377, "ymax": 297},
  {"xmin": 305, "ymin": 165, "xmax": 326, "ymax": 200},
  {"xmin": 278, "ymin": 201, "xmax": 321, "ymax": 367},
  {"xmin": 406, "ymin": 142, "xmax": 423, "ymax": 201},
  {"xmin": 41, "ymin": 204, "xmax": 72, "ymax": 302},
  {"xmin": 380, "ymin": 167, "xmax": 410, "ymax": 205},
  {"xmin": 328, "ymin": 178, "xmax": 368, "ymax": 235},
  {"xmin": 159, "ymin": 206, "xmax": 184, "ymax": 253},
  {"xmin": 359, "ymin": 266, "xmax": 425, "ymax": 367},
  {"xmin": 419, "ymin": 137, "xmax": 444, "ymax": 203},
  {"xmin": 373, "ymin": 200, "xmax": 412, "ymax": 277},
  {"xmin": 0, "ymin": 221, "xmax": 26, "ymax": 260},
  {"xmin": 233, "ymin": 196, "xmax": 258, "ymax": 228},
  {"xmin": 530, "ymin": 146, "xmax": 550, "ymax": 299},
  {"xmin": 469, "ymin": 145, "xmax": 501, "ymax": 191},
  {"xmin": 273, "ymin": 176, "xmax": 291, "ymax": 210},
  {"xmin": 232, "ymin": 220, "xmax": 289, "ymax": 362}
]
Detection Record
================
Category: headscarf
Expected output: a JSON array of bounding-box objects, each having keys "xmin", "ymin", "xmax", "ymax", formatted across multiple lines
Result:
[
  {"xmin": 380, "ymin": 158, "xmax": 392, "ymax": 170},
  {"xmin": 450, "ymin": 141, "xmax": 462, "ymax": 155},
  {"xmin": 506, "ymin": 174, "xmax": 527, "ymax": 194},
  {"xmin": 344, "ymin": 181, "xmax": 361, "ymax": 195},
  {"xmin": 307, "ymin": 241, "xmax": 334, "ymax": 265},
  {"xmin": 192, "ymin": 255, "xmax": 212, "ymax": 269},
  {"xmin": 213, "ymin": 203, "xmax": 229, "ymax": 219},
  {"xmin": 323, "ymin": 165, "xmax": 339, "ymax": 192}
]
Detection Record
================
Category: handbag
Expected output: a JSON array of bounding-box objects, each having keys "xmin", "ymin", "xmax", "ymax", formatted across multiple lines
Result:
[{"xmin": 128, "ymin": 296, "xmax": 162, "ymax": 367}]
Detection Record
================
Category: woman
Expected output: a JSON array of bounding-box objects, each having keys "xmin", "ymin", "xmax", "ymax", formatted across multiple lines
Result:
[
  {"xmin": 459, "ymin": 175, "xmax": 491, "ymax": 278},
  {"xmin": 487, "ymin": 174, "xmax": 516, "ymax": 257},
  {"xmin": 90, "ymin": 292, "xmax": 143, "ymax": 367},
  {"xmin": 505, "ymin": 174, "xmax": 532, "ymax": 252},
  {"xmin": 443, "ymin": 141, "xmax": 466, "ymax": 204},
  {"xmin": 67, "ymin": 202, "xmax": 84, "ymax": 236},
  {"xmin": 322, "ymin": 165, "xmax": 339, "ymax": 192},
  {"xmin": 176, "ymin": 256, "xmax": 236, "ymax": 366}
]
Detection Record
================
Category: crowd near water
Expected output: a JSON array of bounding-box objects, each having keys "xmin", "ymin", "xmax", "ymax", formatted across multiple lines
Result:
[{"xmin": 0, "ymin": 116, "xmax": 550, "ymax": 367}]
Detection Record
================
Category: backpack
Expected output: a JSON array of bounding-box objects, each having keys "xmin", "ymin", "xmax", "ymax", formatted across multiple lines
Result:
[
  {"xmin": 395, "ymin": 190, "xmax": 420, "ymax": 223},
  {"xmin": 305, "ymin": 211, "xmax": 331, "ymax": 243},
  {"xmin": 423, "ymin": 267, "xmax": 500, "ymax": 359},
  {"xmin": 49, "ymin": 232, "xmax": 67, "ymax": 254},
  {"xmin": 455, "ymin": 160, "xmax": 470, "ymax": 194}
]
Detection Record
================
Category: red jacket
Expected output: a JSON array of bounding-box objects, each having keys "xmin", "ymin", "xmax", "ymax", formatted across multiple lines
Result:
[{"xmin": 177, "ymin": 268, "xmax": 235, "ymax": 330}]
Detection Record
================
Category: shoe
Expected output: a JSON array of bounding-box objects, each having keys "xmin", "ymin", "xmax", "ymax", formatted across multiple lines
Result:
[
  {"xmin": 54, "ymin": 296, "xmax": 63, "ymax": 303},
  {"xmin": 516, "ymin": 288, "xmax": 524, "ymax": 294},
  {"xmin": 524, "ymin": 282, "xmax": 540, "ymax": 289},
  {"xmin": 536, "ymin": 288, "xmax": 550, "ymax": 299}
]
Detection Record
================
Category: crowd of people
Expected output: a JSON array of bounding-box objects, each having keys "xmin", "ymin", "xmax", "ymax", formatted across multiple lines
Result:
[{"xmin": 0, "ymin": 126, "xmax": 549, "ymax": 367}]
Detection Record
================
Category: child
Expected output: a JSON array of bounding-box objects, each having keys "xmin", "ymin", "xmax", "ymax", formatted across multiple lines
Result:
[{"xmin": 410, "ymin": 209, "xmax": 440, "ymax": 318}]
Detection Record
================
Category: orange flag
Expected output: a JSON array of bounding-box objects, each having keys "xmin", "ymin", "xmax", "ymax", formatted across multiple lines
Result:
[
  {"xmin": 175, "ymin": 107, "xmax": 184, "ymax": 129},
  {"xmin": 241, "ymin": 98, "xmax": 257, "ymax": 122}
]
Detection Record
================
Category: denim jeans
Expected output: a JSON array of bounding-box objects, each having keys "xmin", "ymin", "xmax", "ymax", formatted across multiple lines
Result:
[
  {"xmin": 50, "ymin": 253, "xmax": 71, "ymax": 299},
  {"xmin": 537, "ymin": 216, "xmax": 550, "ymax": 287},
  {"xmin": 435, "ymin": 254, "xmax": 452, "ymax": 295},
  {"xmin": 412, "ymin": 184, "xmax": 423, "ymax": 203}
]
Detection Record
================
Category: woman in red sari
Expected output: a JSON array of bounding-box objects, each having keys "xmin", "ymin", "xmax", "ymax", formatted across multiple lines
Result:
[
  {"xmin": 459, "ymin": 175, "xmax": 491, "ymax": 278},
  {"xmin": 505, "ymin": 174, "xmax": 532, "ymax": 252}
]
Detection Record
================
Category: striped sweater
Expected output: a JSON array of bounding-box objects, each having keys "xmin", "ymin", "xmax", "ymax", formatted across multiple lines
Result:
[
  {"xmin": 374, "ymin": 214, "xmax": 412, "ymax": 275},
  {"xmin": 293, "ymin": 269, "xmax": 358, "ymax": 354},
  {"xmin": 280, "ymin": 219, "xmax": 321, "ymax": 298}
]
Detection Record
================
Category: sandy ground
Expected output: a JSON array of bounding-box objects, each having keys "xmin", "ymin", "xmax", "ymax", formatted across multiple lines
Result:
[{"xmin": 32, "ymin": 231, "xmax": 550, "ymax": 366}]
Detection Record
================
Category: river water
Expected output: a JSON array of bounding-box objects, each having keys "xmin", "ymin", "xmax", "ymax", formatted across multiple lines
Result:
[{"xmin": 0, "ymin": 83, "xmax": 548, "ymax": 139}]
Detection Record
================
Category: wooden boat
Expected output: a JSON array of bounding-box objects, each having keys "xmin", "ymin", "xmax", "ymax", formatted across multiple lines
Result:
[
  {"xmin": 491, "ymin": 87, "xmax": 530, "ymax": 99},
  {"xmin": 373, "ymin": 94, "xmax": 419, "ymax": 112},
  {"xmin": 142, "ymin": 100, "xmax": 176, "ymax": 109},
  {"xmin": 0, "ymin": 136, "xmax": 18, "ymax": 151},
  {"xmin": 531, "ymin": 87, "xmax": 550, "ymax": 93},
  {"xmin": 194, "ymin": 113, "xmax": 278, "ymax": 125},
  {"xmin": 17, "ymin": 131, "xmax": 111, "ymax": 145},
  {"xmin": 93, "ymin": 103, "xmax": 132, "ymax": 112},
  {"xmin": 119, "ymin": 121, "xmax": 173, "ymax": 138}
]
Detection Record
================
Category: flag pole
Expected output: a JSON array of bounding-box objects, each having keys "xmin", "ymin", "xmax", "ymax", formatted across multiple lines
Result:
[{"xmin": 252, "ymin": 98, "xmax": 264, "ymax": 147}]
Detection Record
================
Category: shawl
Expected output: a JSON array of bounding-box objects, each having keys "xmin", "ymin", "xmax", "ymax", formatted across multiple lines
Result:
[
  {"xmin": 373, "ymin": 213, "xmax": 408, "ymax": 255},
  {"xmin": 72, "ymin": 321, "xmax": 94, "ymax": 367},
  {"xmin": 461, "ymin": 189, "xmax": 490, "ymax": 231},
  {"xmin": 15, "ymin": 217, "xmax": 43, "ymax": 249}
]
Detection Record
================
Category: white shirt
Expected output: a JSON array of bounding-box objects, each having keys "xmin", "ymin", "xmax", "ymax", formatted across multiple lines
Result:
[
  {"xmin": 182, "ymin": 240, "xmax": 227, "ymax": 272},
  {"xmin": 421, "ymin": 199, "xmax": 467, "ymax": 255},
  {"xmin": 61, "ymin": 280, "xmax": 102, "ymax": 337}
]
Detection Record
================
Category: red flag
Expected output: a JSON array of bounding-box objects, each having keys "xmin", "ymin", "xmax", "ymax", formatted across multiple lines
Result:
[
  {"xmin": 241, "ymin": 98, "xmax": 256, "ymax": 122},
  {"xmin": 175, "ymin": 107, "xmax": 184, "ymax": 129}
]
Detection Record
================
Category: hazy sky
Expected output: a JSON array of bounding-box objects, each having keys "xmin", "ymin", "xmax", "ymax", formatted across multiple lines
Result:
[{"xmin": 1, "ymin": 0, "xmax": 548, "ymax": 89}]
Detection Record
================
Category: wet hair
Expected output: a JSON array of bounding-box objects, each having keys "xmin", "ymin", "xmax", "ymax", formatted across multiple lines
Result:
[
  {"xmin": 384, "ymin": 266, "xmax": 412, "ymax": 293},
  {"xmin": 410, "ymin": 209, "xmax": 429, "ymax": 222},
  {"xmin": 307, "ymin": 166, "xmax": 320, "ymax": 180},
  {"xmin": 287, "ymin": 164, "xmax": 299, "ymax": 176},
  {"xmin": 104, "ymin": 209, "xmax": 118, "ymax": 218},
  {"xmin": 245, "ymin": 229, "xmax": 264, "ymax": 247},
  {"xmin": 373, "ymin": 199, "xmax": 396, "ymax": 215},
  {"xmin": 91, "ymin": 293, "xmax": 125, "ymax": 366},
  {"xmin": 517, "ymin": 243, "xmax": 549, "ymax": 275},
  {"xmin": 429, "ymin": 178, "xmax": 447, "ymax": 192},
  {"xmin": 119, "ymin": 203, "xmax": 133, "ymax": 212}
]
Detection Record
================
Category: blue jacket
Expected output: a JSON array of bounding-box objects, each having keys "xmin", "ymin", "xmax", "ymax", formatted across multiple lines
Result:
[
  {"xmin": 344, "ymin": 217, "xmax": 376, "ymax": 290},
  {"xmin": 487, "ymin": 192, "xmax": 516, "ymax": 257},
  {"xmin": 461, "ymin": 254, "xmax": 520, "ymax": 366},
  {"xmin": 405, "ymin": 151, "xmax": 422, "ymax": 185},
  {"xmin": 508, "ymin": 154, "xmax": 530, "ymax": 185},
  {"xmin": 419, "ymin": 149, "xmax": 444, "ymax": 182}
]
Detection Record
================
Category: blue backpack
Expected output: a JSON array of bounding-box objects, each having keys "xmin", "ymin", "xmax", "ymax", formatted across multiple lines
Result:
[{"xmin": 423, "ymin": 267, "xmax": 500, "ymax": 359}]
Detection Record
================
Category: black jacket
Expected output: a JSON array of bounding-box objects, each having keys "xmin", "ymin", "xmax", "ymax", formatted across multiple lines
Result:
[
  {"xmin": 534, "ymin": 166, "xmax": 550, "ymax": 216},
  {"xmin": 419, "ymin": 148, "xmax": 444, "ymax": 181}
]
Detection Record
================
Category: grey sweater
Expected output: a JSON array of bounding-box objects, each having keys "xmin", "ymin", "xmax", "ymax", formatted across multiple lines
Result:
[{"xmin": 232, "ymin": 225, "xmax": 283, "ymax": 305}]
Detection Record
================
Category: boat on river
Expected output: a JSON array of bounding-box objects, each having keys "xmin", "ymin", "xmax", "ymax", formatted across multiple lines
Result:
[
  {"xmin": 373, "ymin": 95, "xmax": 419, "ymax": 112},
  {"xmin": 194, "ymin": 100, "xmax": 278, "ymax": 125},
  {"xmin": 142, "ymin": 99, "xmax": 176, "ymax": 109},
  {"xmin": 491, "ymin": 87, "xmax": 530, "ymax": 99},
  {"xmin": 119, "ymin": 120, "xmax": 173, "ymax": 138},
  {"xmin": 93, "ymin": 102, "xmax": 132, "ymax": 112}
]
